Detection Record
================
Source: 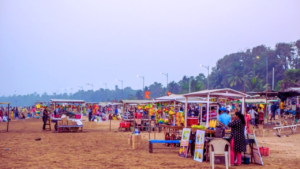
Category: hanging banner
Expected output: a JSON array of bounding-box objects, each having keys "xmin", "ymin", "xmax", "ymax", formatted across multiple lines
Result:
[
  {"xmin": 248, "ymin": 134, "xmax": 263, "ymax": 165},
  {"xmin": 194, "ymin": 130, "xmax": 205, "ymax": 162},
  {"xmin": 179, "ymin": 128, "xmax": 191, "ymax": 158}
]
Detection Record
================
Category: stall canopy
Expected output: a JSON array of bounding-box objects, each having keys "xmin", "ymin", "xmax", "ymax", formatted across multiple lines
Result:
[
  {"xmin": 286, "ymin": 87, "xmax": 300, "ymax": 92},
  {"xmin": 50, "ymin": 99, "xmax": 85, "ymax": 104},
  {"xmin": 183, "ymin": 88, "xmax": 250, "ymax": 127},
  {"xmin": 121, "ymin": 100, "xmax": 153, "ymax": 104},
  {"xmin": 239, "ymin": 99, "xmax": 279, "ymax": 104}
]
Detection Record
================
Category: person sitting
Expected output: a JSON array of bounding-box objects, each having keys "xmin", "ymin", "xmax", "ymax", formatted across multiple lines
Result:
[{"xmin": 20, "ymin": 113, "xmax": 25, "ymax": 119}]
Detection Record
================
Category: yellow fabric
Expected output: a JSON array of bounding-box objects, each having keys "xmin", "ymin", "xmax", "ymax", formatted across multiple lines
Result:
[{"xmin": 280, "ymin": 102, "xmax": 284, "ymax": 109}]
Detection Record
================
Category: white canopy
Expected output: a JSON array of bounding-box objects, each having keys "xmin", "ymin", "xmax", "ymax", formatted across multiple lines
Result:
[
  {"xmin": 50, "ymin": 99, "xmax": 85, "ymax": 104},
  {"xmin": 183, "ymin": 88, "xmax": 249, "ymax": 98},
  {"xmin": 286, "ymin": 87, "xmax": 300, "ymax": 92},
  {"xmin": 0, "ymin": 102, "xmax": 10, "ymax": 105}
]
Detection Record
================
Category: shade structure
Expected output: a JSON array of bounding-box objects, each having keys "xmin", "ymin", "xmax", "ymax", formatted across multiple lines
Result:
[
  {"xmin": 183, "ymin": 88, "xmax": 250, "ymax": 128},
  {"xmin": 50, "ymin": 99, "xmax": 85, "ymax": 104}
]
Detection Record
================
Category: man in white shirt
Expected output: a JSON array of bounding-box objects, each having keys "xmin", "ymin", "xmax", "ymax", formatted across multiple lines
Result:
[{"xmin": 248, "ymin": 107, "xmax": 258, "ymax": 125}]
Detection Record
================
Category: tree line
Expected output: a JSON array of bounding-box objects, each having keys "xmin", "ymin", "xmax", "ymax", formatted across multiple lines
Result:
[{"xmin": 1, "ymin": 39, "xmax": 299, "ymax": 106}]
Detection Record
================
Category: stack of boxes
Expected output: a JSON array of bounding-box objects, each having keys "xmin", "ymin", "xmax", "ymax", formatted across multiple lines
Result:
[{"xmin": 129, "ymin": 134, "xmax": 142, "ymax": 150}]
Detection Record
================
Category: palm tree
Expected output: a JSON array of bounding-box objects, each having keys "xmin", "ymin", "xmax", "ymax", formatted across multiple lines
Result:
[
  {"xmin": 226, "ymin": 69, "xmax": 243, "ymax": 87},
  {"xmin": 246, "ymin": 76, "xmax": 264, "ymax": 92}
]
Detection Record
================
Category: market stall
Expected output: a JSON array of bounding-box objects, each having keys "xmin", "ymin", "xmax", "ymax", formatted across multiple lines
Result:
[
  {"xmin": 50, "ymin": 99, "xmax": 85, "ymax": 131},
  {"xmin": 120, "ymin": 100, "xmax": 154, "ymax": 132},
  {"xmin": 183, "ymin": 88, "xmax": 250, "ymax": 128}
]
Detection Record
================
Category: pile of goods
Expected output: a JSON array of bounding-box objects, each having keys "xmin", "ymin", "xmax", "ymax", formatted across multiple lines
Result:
[
  {"xmin": 158, "ymin": 118, "xmax": 163, "ymax": 124},
  {"xmin": 163, "ymin": 118, "xmax": 169, "ymax": 124},
  {"xmin": 208, "ymin": 120, "xmax": 217, "ymax": 130},
  {"xmin": 191, "ymin": 124, "xmax": 206, "ymax": 130},
  {"xmin": 175, "ymin": 111, "xmax": 184, "ymax": 126}
]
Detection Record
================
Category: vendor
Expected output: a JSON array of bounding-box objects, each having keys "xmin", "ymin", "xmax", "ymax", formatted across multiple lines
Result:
[
  {"xmin": 228, "ymin": 111, "xmax": 246, "ymax": 166},
  {"xmin": 135, "ymin": 110, "xmax": 143, "ymax": 119},
  {"xmin": 203, "ymin": 107, "xmax": 217, "ymax": 122}
]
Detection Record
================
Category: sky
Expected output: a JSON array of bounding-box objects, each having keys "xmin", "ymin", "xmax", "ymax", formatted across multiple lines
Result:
[{"xmin": 1, "ymin": 0, "xmax": 300, "ymax": 96}]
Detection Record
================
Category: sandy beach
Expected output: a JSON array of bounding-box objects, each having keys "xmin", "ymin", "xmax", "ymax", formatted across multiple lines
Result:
[{"xmin": 0, "ymin": 119, "xmax": 299, "ymax": 169}]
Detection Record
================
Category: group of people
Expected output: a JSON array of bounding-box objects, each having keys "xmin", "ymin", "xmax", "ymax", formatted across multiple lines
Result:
[
  {"xmin": 0, "ymin": 106, "xmax": 41, "ymax": 122},
  {"xmin": 88, "ymin": 107, "xmax": 108, "ymax": 122}
]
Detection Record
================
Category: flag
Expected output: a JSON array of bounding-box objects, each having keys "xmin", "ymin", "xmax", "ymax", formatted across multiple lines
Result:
[
  {"xmin": 167, "ymin": 91, "xmax": 171, "ymax": 96},
  {"xmin": 145, "ymin": 91, "xmax": 151, "ymax": 99}
]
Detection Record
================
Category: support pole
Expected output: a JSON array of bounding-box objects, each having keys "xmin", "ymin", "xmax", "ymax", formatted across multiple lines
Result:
[
  {"xmin": 242, "ymin": 97, "xmax": 245, "ymax": 114},
  {"xmin": 184, "ymin": 97, "xmax": 188, "ymax": 127},
  {"xmin": 110, "ymin": 119, "xmax": 111, "ymax": 131},
  {"xmin": 200, "ymin": 104, "xmax": 203, "ymax": 125},
  {"xmin": 206, "ymin": 94, "xmax": 210, "ymax": 128},
  {"xmin": 272, "ymin": 67, "xmax": 275, "ymax": 91},
  {"xmin": 173, "ymin": 100, "xmax": 176, "ymax": 126}
]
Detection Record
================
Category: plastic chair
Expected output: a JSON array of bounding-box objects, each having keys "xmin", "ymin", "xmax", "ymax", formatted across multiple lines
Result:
[
  {"xmin": 258, "ymin": 124, "xmax": 266, "ymax": 137},
  {"xmin": 249, "ymin": 124, "xmax": 256, "ymax": 134},
  {"xmin": 209, "ymin": 138, "xmax": 231, "ymax": 169}
]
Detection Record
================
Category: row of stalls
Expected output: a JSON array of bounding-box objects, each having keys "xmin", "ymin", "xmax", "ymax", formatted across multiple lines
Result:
[{"xmin": 117, "ymin": 89, "xmax": 250, "ymax": 138}]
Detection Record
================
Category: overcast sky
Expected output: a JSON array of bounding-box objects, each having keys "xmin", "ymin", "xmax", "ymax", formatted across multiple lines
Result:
[{"xmin": 1, "ymin": 0, "xmax": 300, "ymax": 96}]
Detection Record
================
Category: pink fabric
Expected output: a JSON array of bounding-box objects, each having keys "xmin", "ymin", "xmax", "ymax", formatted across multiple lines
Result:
[{"xmin": 230, "ymin": 138, "xmax": 242, "ymax": 165}]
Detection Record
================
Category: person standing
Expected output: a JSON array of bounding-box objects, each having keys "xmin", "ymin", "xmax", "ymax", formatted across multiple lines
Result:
[
  {"xmin": 248, "ymin": 107, "xmax": 257, "ymax": 125},
  {"xmin": 270, "ymin": 102, "xmax": 276, "ymax": 121},
  {"xmin": 228, "ymin": 111, "xmax": 246, "ymax": 166},
  {"xmin": 114, "ymin": 106, "xmax": 118, "ymax": 116},
  {"xmin": 42, "ymin": 109, "xmax": 49, "ymax": 130},
  {"xmin": 218, "ymin": 108, "xmax": 231, "ymax": 126},
  {"xmin": 32, "ymin": 106, "xmax": 36, "ymax": 118},
  {"xmin": 15, "ymin": 107, "xmax": 19, "ymax": 120},
  {"xmin": 88, "ymin": 108, "xmax": 92, "ymax": 121}
]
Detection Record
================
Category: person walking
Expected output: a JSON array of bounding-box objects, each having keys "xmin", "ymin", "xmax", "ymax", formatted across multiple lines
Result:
[
  {"xmin": 248, "ymin": 107, "xmax": 257, "ymax": 125},
  {"xmin": 228, "ymin": 111, "xmax": 246, "ymax": 166},
  {"xmin": 15, "ymin": 107, "xmax": 19, "ymax": 120},
  {"xmin": 42, "ymin": 109, "xmax": 49, "ymax": 130}
]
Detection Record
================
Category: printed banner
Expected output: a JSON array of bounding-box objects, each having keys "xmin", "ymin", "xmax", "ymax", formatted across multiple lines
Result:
[
  {"xmin": 194, "ymin": 130, "xmax": 205, "ymax": 162},
  {"xmin": 179, "ymin": 128, "xmax": 191, "ymax": 158},
  {"xmin": 248, "ymin": 134, "xmax": 263, "ymax": 165}
]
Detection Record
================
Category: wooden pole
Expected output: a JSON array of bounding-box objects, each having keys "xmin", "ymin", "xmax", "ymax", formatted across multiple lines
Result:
[
  {"xmin": 206, "ymin": 94, "xmax": 210, "ymax": 128},
  {"xmin": 184, "ymin": 97, "xmax": 188, "ymax": 127},
  {"xmin": 110, "ymin": 119, "xmax": 111, "ymax": 131},
  {"xmin": 7, "ymin": 104, "xmax": 10, "ymax": 132},
  {"xmin": 242, "ymin": 97, "xmax": 245, "ymax": 114},
  {"xmin": 149, "ymin": 109, "xmax": 151, "ymax": 140}
]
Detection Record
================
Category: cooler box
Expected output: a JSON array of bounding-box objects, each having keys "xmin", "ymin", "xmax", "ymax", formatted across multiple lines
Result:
[
  {"xmin": 187, "ymin": 117, "xmax": 198, "ymax": 126},
  {"xmin": 120, "ymin": 122, "xmax": 130, "ymax": 128},
  {"xmin": 75, "ymin": 115, "xmax": 81, "ymax": 119}
]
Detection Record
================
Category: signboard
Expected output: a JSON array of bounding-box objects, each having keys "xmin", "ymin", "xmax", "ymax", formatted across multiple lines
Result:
[
  {"xmin": 248, "ymin": 134, "xmax": 263, "ymax": 165},
  {"xmin": 179, "ymin": 128, "xmax": 191, "ymax": 158},
  {"xmin": 194, "ymin": 130, "xmax": 205, "ymax": 162}
]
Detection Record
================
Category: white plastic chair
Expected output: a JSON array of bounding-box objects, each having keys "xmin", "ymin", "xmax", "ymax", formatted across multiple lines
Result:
[{"xmin": 209, "ymin": 138, "xmax": 231, "ymax": 169}]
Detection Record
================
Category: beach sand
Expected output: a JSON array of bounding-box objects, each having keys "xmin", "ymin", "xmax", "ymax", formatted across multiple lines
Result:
[{"xmin": 0, "ymin": 118, "xmax": 299, "ymax": 169}]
